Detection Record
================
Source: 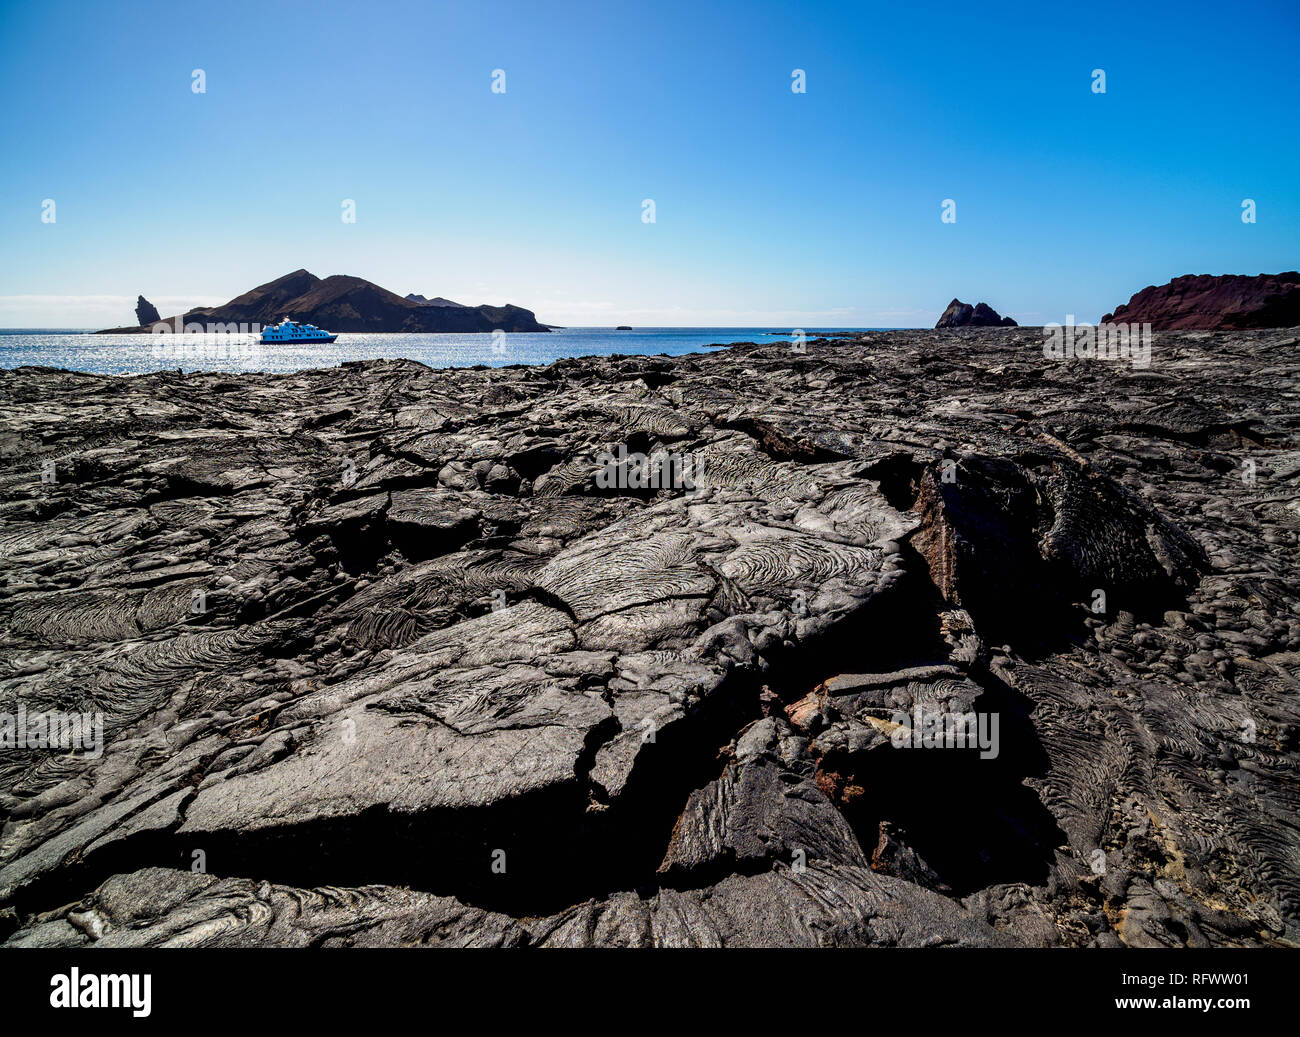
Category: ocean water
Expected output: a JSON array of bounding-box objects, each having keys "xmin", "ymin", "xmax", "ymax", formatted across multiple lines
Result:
[{"xmin": 0, "ymin": 327, "xmax": 880, "ymax": 376}]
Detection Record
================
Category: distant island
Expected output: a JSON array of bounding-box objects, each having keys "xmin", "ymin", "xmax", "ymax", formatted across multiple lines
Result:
[
  {"xmin": 97, "ymin": 269, "xmax": 550, "ymax": 334},
  {"xmin": 1101, "ymin": 271, "xmax": 1300, "ymax": 329}
]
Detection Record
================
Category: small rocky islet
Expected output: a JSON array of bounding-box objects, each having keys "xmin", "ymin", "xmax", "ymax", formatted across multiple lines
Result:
[{"xmin": 0, "ymin": 325, "xmax": 1297, "ymax": 947}]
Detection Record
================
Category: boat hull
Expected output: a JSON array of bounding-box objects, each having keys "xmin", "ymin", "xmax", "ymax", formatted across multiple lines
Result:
[{"xmin": 259, "ymin": 335, "xmax": 338, "ymax": 344}]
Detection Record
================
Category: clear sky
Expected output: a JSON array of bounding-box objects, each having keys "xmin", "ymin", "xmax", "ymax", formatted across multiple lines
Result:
[{"xmin": 1, "ymin": 0, "xmax": 1296, "ymax": 328}]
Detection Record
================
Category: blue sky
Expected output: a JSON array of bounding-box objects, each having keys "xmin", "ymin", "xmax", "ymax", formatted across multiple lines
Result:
[{"xmin": 1, "ymin": 0, "xmax": 1296, "ymax": 327}]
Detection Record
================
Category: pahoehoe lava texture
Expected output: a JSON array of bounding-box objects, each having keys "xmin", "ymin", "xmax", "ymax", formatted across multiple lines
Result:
[{"xmin": 1, "ymin": 326, "xmax": 1297, "ymax": 947}]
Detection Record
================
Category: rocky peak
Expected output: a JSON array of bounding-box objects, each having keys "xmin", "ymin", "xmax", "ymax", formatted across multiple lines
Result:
[
  {"xmin": 406, "ymin": 294, "xmax": 468, "ymax": 308},
  {"xmin": 941, "ymin": 298, "xmax": 1019, "ymax": 327},
  {"xmin": 936, "ymin": 299, "xmax": 1018, "ymax": 328},
  {"xmin": 135, "ymin": 295, "xmax": 161, "ymax": 326}
]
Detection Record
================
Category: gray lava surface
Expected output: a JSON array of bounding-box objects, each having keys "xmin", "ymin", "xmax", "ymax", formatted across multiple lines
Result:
[{"xmin": 1, "ymin": 327, "xmax": 1297, "ymax": 947}]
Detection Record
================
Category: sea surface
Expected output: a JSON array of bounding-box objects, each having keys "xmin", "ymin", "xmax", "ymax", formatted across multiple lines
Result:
[{"xmin": 0, "ymin": 327, "xmax": 882, "ymax": 377}]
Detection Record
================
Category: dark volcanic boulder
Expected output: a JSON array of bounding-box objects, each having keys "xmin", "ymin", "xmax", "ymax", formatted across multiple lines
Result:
[
  {"xmin": 134, "ymin": 295, "xmax": 161, "ymax": 326},
  {"xmin": 935, "ymin": 299, "xmax": 1017, "ymax": 328},
  {"xmin": 909, "ymin": 450, "xmax": 1208, "ymax": 642},
  {"xmin": 1102, "ymin": 272, "xmax": 1300, "ymax": 330}
]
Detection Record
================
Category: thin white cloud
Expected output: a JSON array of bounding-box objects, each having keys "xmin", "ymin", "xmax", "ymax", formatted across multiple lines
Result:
[
  {"xmin": 533, "ymin": 300, "xmax": 924, "ymax": 326},
  {"xmin": 0, "ymin": 295, "xmax": 228, "ymax": 326},
  {"xmin": 0, "ymin": 295, "xmax": 228, "ymax": 310},
  {"xmin": 0, "ymin": 296, "xmax": 935, "ymax": 329}
]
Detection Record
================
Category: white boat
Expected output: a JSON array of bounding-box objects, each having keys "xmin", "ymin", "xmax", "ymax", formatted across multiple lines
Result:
[{"xmin": 259, "ymin": 318, "xmax": 338, "ymax": 344}]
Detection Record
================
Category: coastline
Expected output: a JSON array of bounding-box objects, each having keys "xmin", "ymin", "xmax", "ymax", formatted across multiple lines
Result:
[{"xmin": 0, "ymin": 327, "xmax": 894, "ymax": 378}]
